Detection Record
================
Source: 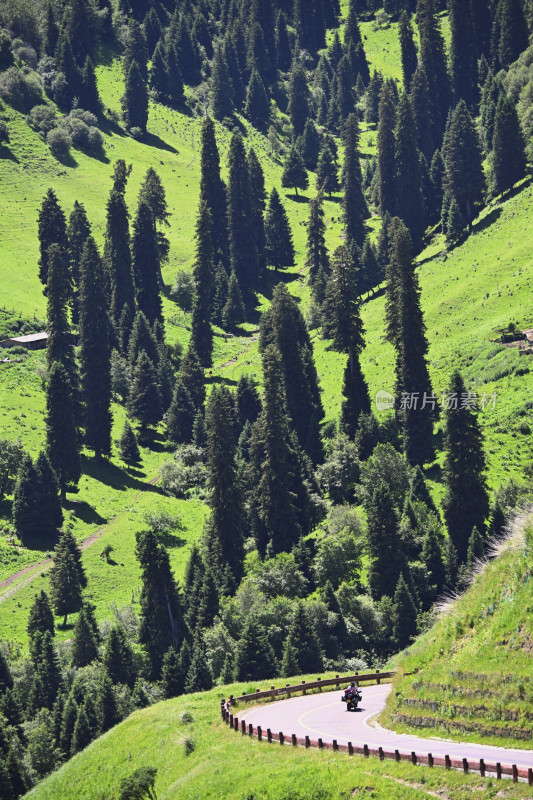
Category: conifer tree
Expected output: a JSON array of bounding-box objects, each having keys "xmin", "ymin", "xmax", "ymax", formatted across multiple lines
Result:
[
  {"xmin": 0, "ymin": 650, "xmax": 12, "ymax": 693},
  {"xmin": 288, "ymin": 61, "xmax": 311, "ymax": 137},
  {"xmin": 185, "ymin": 630, "xmax": 213, "ymax": 693},
  {"xmin": 128, "ymin": 310, "xmax": 158, "ymax": 368},
  {"xmin": 491, "ymin": 94, "xmax": 526, "ymax": 197},
  {"xmin": 179, "ymin": 345, "xmax": 205, "ymax": 411},
  {"xmin": 234, "ymin": 619, "xmax": 276, "ymax": 681},
  {"xmin": 143, "ymin": 7, "xmax": 161, "ymax": 55},
  {"xmin": 45, "ymin": 244, "xmax": 75, "ymax": 385},
  {"xmin": 498, "ymin": 0, "xmax": 529, "ymax": 67},
  {"xmin": 67, "ymin": 201, "xmax": 91, "ymax": 325},
  {"xmin": 37, "ymin": 451, "xmax": 63, "ymax": 535},
  {"xmin": 103, "ymin": 626, "xmax": 136, "ymax": 687},
  {"xmin": 275, "ymin": 10, "xmax": 292, "ymax": 73},
  {"xmin": 211, "ymin": 42, "xmax": 234, "ymax": 119},
  {"xmin": 27, "ymin": 590, "xmax": 55, "ymax": 639},
  {"xmin": 409, "ymin": 65, "xmax": 434, "ymax": 161},
  {"xmin": 119, "ymin": 421, "xmax": 140, "ymax": 465},
  {"xmin": 136, "ymin": 528, "xmax": 184, "ymax": 678},
  {"xmin": 128, "ymin": 351, "xmax": 162, "ymax": 433},
  {"xmin": 105, "ymin": 186, "xmax": 135, "ymax": 333},
  {"xmin": 70, "ymin": 607, "xmax": 98, "ymax": 668},
  {"xmin": 166, "ymin": 380, "xmax": 195, "ymax": 445},
  {"xmin": 121, "ymin": 61, "xmax": 148, "ymax": 133},
  {"xmin": 342, "ymin": 113, "xmax": 368, "ymax": 249},
  {"xmin": 360, "ymin": 237, "xmax": 382, "ymax": 293},
  {"xmin": 466, "ymin": 525, "xmax": 485, "ymax": 568},
  {"xmin": 306, "ymin": 191, "xmax": 330, "ymax": 292},
  {"xmin": 205, "ymin": 386, "xmax": 245, "ymax": 585},
  {"xmin": 300, "ymin": 119, "xmax": 321, "ymax": 172},
  {"xmin": 366, "ymin": 483, "xmax": 402, "ymax": 599},
  {"xmin": 123, "ymin": 19, "xmax": 148, "ymax": 81},
  {"xmin": 377, "ymin": 82, "xmax": 397, "ymax": 217},
  {"xmin": 394, "ymin": 93, "xmax": 425, "ymax": 252},
  {"xmin": 165, "ymin": 43, "xmax": 185, "ymax": 108},
  {"xmin": 149, "ymin": 39, "xmax": 168, "ymax": 98},
  {"xmin": 446, "ymin": 197, "xmax": 466, "ymax": 247},
  {"xmin": 56, "ymin": 33, "xmax": 82, "ymax": 108},
  {"xmin": 398, "ymin": 11, "xmax": 418, "ymax": 91},
  {"xmin": 78, "ymin": 237, "xmax": 112, "ymax": 459},
  {"xmin": 46, "ymin": 362, "xmax": 81, "ymax": 499},
  {"xmin": 442, "ymin": 371, "xmax": 489, "ymax": 564},
  {"xmin": 12, "ymin": 455, "xmax": 42, "ymax": 539},
  {"xmin": 38, "ymin": 189, "xmax": 68, "ymax": 289},
  {"xmin": 282, "ymin": 144, "xmax": 309, "ymax": 197},
  {"xmin": 416, "ymin": 0, "xmax": 452, "ymax": 140},
  {"xmin": 365, "ymin": 70, "xmax": 384, "ymax": 124},
  {"xmin": 247, "ymin": 148, "xmax": 267, "ymax": 280},
  {"xmin": 421, "ymin": 525, "xmax": 446, "ymax": 598},
  {"xmin": 227, "ymin": 133, "xmax": 258, "ymax": 300},
  {"xmin": 265, "ymin": 188, "xmax": 295, "ymax": 271},
  {"xmin": 190, "ymin": 201, "xmax": 214, "ymax": 368},
  {"xmin": 49, "ymin": 538, "xmax": 84, "ymax": 628},
  {"xmin": 199, "ymin": 119, "xmax": 228, "ymax": 269},
  {"xmin": 443, "ymin": 101, "xmax": 485, "ymax": 228},
  {"xmin": 71, "ymin": 705, "xmax": 92, "ymax": 755},
  {"xmin": 392, "ymin": 573, "xmax": 418, "ymax": 648},
  {"xmin": 245, "ymin": 69, "xmax": 270, "ymax": 129},
  {"xmin": 161, "ymin": 647, "xmax": 185, "ymax": 698},
  {"xmin": 282, "ymin": 603, "xmax": 324, "ymax": 674},
  {"xmin": 222, "ymin": 270, "xmax": 245, "ymax": 332},
  {"xmin": 81, "ymin": 57, "xmax": 101, "ymax": 115},
  {"xmin": 448, "ymin": 0, "xmax": 477, "ymax": 108},
  {"xmin": 132, "ymin": 201, "xmax": 163, "ymax": 326}
]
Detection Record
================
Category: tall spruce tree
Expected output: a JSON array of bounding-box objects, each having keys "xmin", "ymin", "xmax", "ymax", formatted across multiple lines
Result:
[
  {"xmin": 282, "ymin": 602, "xmax": 324, "ymax": 674},
  {"xmin": 498, "ymin": 0, "xmax": 529, "ymax": 68},
  {"xmin": 491, "ymin": 94, "xmax": 527, "ymax": 196},
  {"xmin": 78, "ymin": 237, "xmax": 112, "ymax": 459},
  {"xmin": 448, "ymin": 0, "xmax": 477, "ymax": 108},
  {"xmin": 122, "ymin": 61, "xmax": 148, "ymax": 133},
  {"xmin": 199, "ymin": 119, "xmax": 228, "ymax": 269},
  {"xmin": 366, "ymin": 482, "xmax": 403, "ymax": 599},
  {"xmin": 442, "ymin": 371, "xmax": 489, "ymax": 564},
  {"xmin": 128, "ymin": 351, "xmax": 162, "ymax": 433},
  {"xmin": 132, "ymin": 201, "xmax": 163, "ymax": 326},
  {"xmin": 234, "ymin": 619, "xmax": 276, "ymax": 680},
  {"xmin": 46, "ymin": 361, "xmax": 81, "ymax": 500},
  {"xmin": 394, "ymin": 93, "xmax": 425, "ymax": 252},
  {"xmin": 306, "ymin": 191, "xmax": 330, "ymax": 294},
  {"xmin": 315, "ymin": 142, "xmax": 339, "ymax": 197},
  {"xmin": 70, "ymin": 607, "xmax": 98, "ymax": 668},
  {"xmin": 135, "ymin": 528, "xmax": 184, "ymax": 678},
  {"xmin": 342, "ymin": 113, "xmax": 368, "ymax": 249},
  {"xmin": 247, "ymin": 147, "xmax": 268, "ymax": 279},
  {"xmin": 398, "ymin": 11, "xmax": 418, "ymax": 91},
  {"xmin": 282, "ymin": 144, "xmax": 309, "ymax": 197},
  {"xmin": 227, "ymin": 133, "xmax": 258, "ymax": 301},
  {"xmin": 49, "ymin": 531, "xmax": 85, "ymax": 627},
  {"xmin": 38, "ymin": 189, "xmax": 68, "ymax": 290},
  {"xmin": 12, "ymin": 455, "xmax": 42, "ymax": 539},
  {"xmin": 392, "ymin": 573, "xmax": 418, "ymax": 648},
  {"xmin": 265, "ymin": 188, "xmax": 295, "ymax": 271},
  {"xmin": 245, "ymin": 69, "xmax": 270, "ymax": 129},
  {"xmin": 205, "ymin": 386, "xmax": 245, "ymax": 587},
  {"xmin": 409, "ymin": 65, "xmax": 434, "ymax": 161},
  {"xmin": 190, "ymin": 200, "xmax": 214, "ymax": 368},
  {"xmin": 377, "ymin": 82, "xmax": 397, "ymax": 217},
  {"xmin": 105, "ymin": 187, "xmax": 135, "ymax": 332},
  {"xmin": 67, "ymin": 201, "xmax": 91, "ymax": 325},
  {"xmin": 27, "ymin": 590, "xmax": 55, "ymax": 639},
  {"xmin": 443, "ymin": 100, "xmax": 485, "ymax": 228},
  {"xmin": 416, "ymin": 0, "xmax": 452, "ymax": 141},
  {"xmin": 287, "ymin": 61, "xmax": 311, "ymax": 137}
]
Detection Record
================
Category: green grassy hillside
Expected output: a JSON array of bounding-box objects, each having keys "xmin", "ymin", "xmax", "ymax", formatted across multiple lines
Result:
[
  {"xmin": 25, "ymin": 675, "xmax": 533, "ymax": 800},
  {"xmin": 383, "ymin": 513, "xmax": 533, "ymax": 748}
]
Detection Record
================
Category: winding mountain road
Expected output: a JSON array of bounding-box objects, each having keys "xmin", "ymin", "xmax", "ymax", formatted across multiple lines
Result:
[{"xmin": 242, "ymin": 684, "xmax": 533, "ymax": 771}]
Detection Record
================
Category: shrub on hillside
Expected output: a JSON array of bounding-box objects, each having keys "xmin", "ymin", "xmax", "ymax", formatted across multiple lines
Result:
[
  {"xmin": 160, "ymin": 446, "xmax": 207, "ymax": 499},
  {"xmin": 11, "ymin": 38, "xmax": 37, "ymax": 68},
  {"xmin": 0, "ymin": 119, "xmax": 8, "ymax": 143},
  {"xmin": 0, "ymin": 66, "xmax": 42, "ymax": 111},
  {"xmin": 26, "ymin": 103, "xmax": 57, "ymax": 133},
  {"xmin": 47, "ymin": 127, "xmax": 71, "ymax": 160},
  {"xmin": 0, "ymin": 29, "xmax": 14, "ymax": 71},
  {"xmin": 171, "ymin": 270, "xmax": 195, "ymax": 312}
]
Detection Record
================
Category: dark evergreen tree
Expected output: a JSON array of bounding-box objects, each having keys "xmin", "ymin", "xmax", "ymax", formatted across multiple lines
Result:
[
  {"xmin": 265, "ymin": 188, "xmax": 295, "ymax": 270},
  {"xmin": 56, "ymin": 33, "xmax": 82, "ymax": 107},
  {"xmin": 398, "ymin": 11, "xmax": 418, "ymax": 91},
  {"xmin": 175, "ymin": 13, "xmax": 200, "ymax": 85},
  {"xmin": 123, "ymin": 19, "xmax": 148, "ymax": 81},
  {"xmin": 234, "ymin": 619, "xmax": 276, "ymax": 680},
  {"xmin": 166, "ymin": 380, "xmax": 195, "ymax": 445},
  {"xmin": 96, "ymin": 673, "xmax": 118, "ymax": 733},
  {"xmin": 46, "ymin": 362, "xmax": 81, "ymax": 500},
  {"xmin": 443, "ymin": 101, "xmax": 485, "ymax": 228},
  {"xmin": 448, "ymin": 0, "xmax": 477, "ymax": 108},
  {"xmin": 392, "ymin": 573, "xmax": 418, "ymax": 648},
  {"xmin": 282, "ymin": 144, "xmax": 309, "ymax": 197},
  {"xmin": 28, "ymin": 590, "xmax": 55, "ymax": 640},
  {"xmin": 67, "ymin": 200, "xmax": 91, "ymax": 325},
  {"xmin": 105, "ymin": 186, "xmax": 135, "ymax": 333},
  {"xmin": 227, "ymin": 133, "xmax": 259, "ymax": 299},
  {"xmin": 78, "ymin": 237, "xmax": 112, "ymax": 459},
  {"xmin": 409, "ymin": 65, "xmax": 434, "ymax": 161},
  {"xmin": 288, "ymin": 61, "xmax": 310, "ymax": 136},
  {"xmin": 282, "ymin": 602, "xmax": 323, "ymax": 674},
  {"xmin": 185, "ymin": 630, "xmax": 213, "ymax": 693},
  {"xmin": 49, "ymin": 542, "xmax": 83, "ymax": 628},
  {"xmin": 211, "ymin": 42, "xmax": 234, "ymax": 119},
  {"xmin": 442, "ymin": 371, "xmax": 489, "ymax": 564},
  {"xmin": 161, "ymin": 647, "xmax": 185, "ymax": 698},
  {"xmin": 165, "ymin": 43, "xmax": 185, "ymax": 108},
  {"xmin": 416, "ymin": 0, "xmax": 452, "ymax": 140},
  {"xmin": 132, "ymin": 201, "xmax": 163, "ymax": 326},
  {"xmin": 222, "ymin": 270, "xmax": 245, "ymax": 331},
  {"xmin": 336, "ymin": 55, "xmax": 355, "ymax": 123},
  {"xmin": 366, "ymin": 483, "xmax": 402, "ymax": 599},
  {"xmin": 275, "ymin": 10, "xmax": 292, "ymax": 72},
  {"xmin": 71, "ymin": 705, "xmax": 92, "ymax": 755},
  {"xmin": 121, "ymin": 61, "xmax": 148, "ymax": 133},
  {"xmin": 365, "ymin": 70, "xmax": 384, "ymax": 124},
  {"xmin": 394, "ymin": 93, "xmax": 425, "ymax": 252},
  {"xmin": 300, "ymin": 119, "xmax": 321, "ymax": 171},
  {"xmin": 306, "ymin": 191, "xmax": 330, "ymax": 294},
  {"xmin": 128, "ymin": 310, "xmax": 158, "ymax": 367},
  {"xmin": 119, "ymin": 420, "xmax": 141, "ymax": 465},
  {"xmin": 315, "ymin": 142, "xmax": 339, "ymax": 197},
  {"xmin": 235, "ymin": 375, "xmax": 262, "ymax": 430},
  {"xmin": 81, "ymin": 57, "xmax": 101, "ymax": 115},
  {"xmin": 70, "ymin": 607, "xmax": 98, "ymax": 668},
  {"xmin": 0, "ymin": 650, "xmax": 12, "ymax": 694},
  {"xmin": 342, "ymin": 113, "xmax": 368, "ymax": 248},
  {"xmin": 446, "ymin": 197, "xmax": 466, "ymax": 247},
  {"xmin": 245, "ymin": 69, "xmax": 270, "ymax": 129},
  {"xmin": 360, "ymin": 236, "xmax": 382, "ymax": 293},
  {"xmin": 12, "ymin": 455, "xmax": 42, "ymax": 539},
  {"xmin": 498, "ymin": 0, "xmax": 529, "ymax": 67},
  {"xmin": 149, "ymin": 39, "xmax": 168, "ymax": 97},
  {"xmin": 38, "ymin": 189, "xmax": 68, "ymax": 289},
  {"xmin": 103, "ymin": 626, "xmax": 136, "ymax": 687},
  {"xmin": 190, "ymin": 201, "xmax": 214, "ymax": 368},
  {"xmin": 491, "ymin": 94, "xmax": 527, "ymax": 196},
  {"xmin": 136, "ymin": 528, "xmax": 184, "ymax": 678},
  {"xmin": 199, "ymin": 119, "xmax": 229, "ymax": 269},
  {"xmin": 247, "ymin": 147, "xmax": 268, "ymax": 280},
  {"xmin": 377, "ymin": 82, "xmax": 397, "ymax": 217},
  {"xmin": 179, "ymin": 345, "xmax": 205, "ymax": 411},
  {"xmin": 143, "ymin": 7, "xmax": 161, "ymax": 55},
  {"xmin": 128, "ymin": 351, "xmax": 162, "ymax": 432}
]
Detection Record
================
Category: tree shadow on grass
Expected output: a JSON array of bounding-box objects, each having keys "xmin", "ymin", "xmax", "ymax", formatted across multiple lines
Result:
[
  {"xmin": 471, "ymin": 206, "xmax": 502, "ymax": 236},
  {"xmin": 0, "ymin": 145, "xmax": 18, "ymax": 163},
  {"xmin": 143, "ymin": 131, "xmax": 179, "ymax": 154},
  {"xmin": 82, "ymin": 457, "xmax": 164, "ymax": 495},
  {"xmin": 205, "ymin": 374, "xmax": 238, "ymax": 388},
  {"xmin": 286, "ymin": 193, "xmax": 310, "ymax": 203},
  {"xmin": 63, "ymin": 499, "xmax": 107, "ymax": 526},
  {"xmin": 157, "ymin": 529, "xmax": 187, "ymax": 549}
]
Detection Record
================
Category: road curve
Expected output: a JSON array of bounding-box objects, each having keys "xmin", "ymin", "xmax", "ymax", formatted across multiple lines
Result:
[{"xmin": 241, "ymin": 684, "xmax": 533, "ymax": 770}]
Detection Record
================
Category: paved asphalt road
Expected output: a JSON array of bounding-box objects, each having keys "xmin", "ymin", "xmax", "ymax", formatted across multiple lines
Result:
[{"xmin": 241, "ymin": 684, "xmax": 533, "ymax": 769}]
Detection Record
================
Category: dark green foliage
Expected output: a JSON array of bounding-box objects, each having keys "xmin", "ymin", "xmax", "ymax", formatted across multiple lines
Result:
[
  {"xmin": 81, "ymin": 57, "xmax": 101, "ymax": 115},
  {"xmin": 66, "ymin": 201, "xmax": 91, "ymax": 325},
  {"xmin": 79, "ymin": 236, "xmax": 112, "ymax": 458},
  {"xmin": 245, "ymin": 69, "xmax": 270, "ymax": 129},
  {"xmin": 442, "ymin": 371, "xmax": 489, "ymax": 564},
  {"xmin": 342, "ymin": 113, "xmax": 368, "ymax": 248},
  {"xmin": 227, "ymin": 133, "xmax": 259, "ymax": 299},
  {"xmin": 71, "ymin": 607, "xmax": 98, "ymax": 668},
  {"xmin": 399, "ymin": 11, "xmax": 417, "ymax": 91},
  {"xmin": 409, "ymin": 65, "xmax": 434, "ymax": 161},
  {"xmin": 123, "ymin": 20, "xmax": 148, "ymax": 82},
  {"xmin": 341, "ymin": 356, "xmax": 371, "ymax": 440},
  {"xmin": 491, "ymin": 94, "xmax": 527, "ymax": 196},
  {"xmin": 121, "ymin": 61, "xmax": 148, "ymax": 133},
  {"xmin": 118, "ymin": 767, "xmax": 157, "ymax": 800},
  {"xmin": 56, "ymin": 34, "xmax": 82, "ymax": 108},
  {"xmin": 143, "ymin": 8, "xmax": 161, "ymax": 55},
  {"xmin": 234, "ymin": 619, "xmax": 277, "ymax": 681},
  {"xmin": 119, "ymin": 421, "xmax": 140, "ymax": 465},
  {"xmin": 222, "ymin": 270, "xmax": 245, "ymax": 332},
  {"xmin": 211, "ymin": 42, "xmax": 234, "ymax": 119},
  {"xmin": 132, "ymin": 201, "xmax": 163, "ymax": 327},
  {"xmin": 448, "ymin": 0, "xmax": 477, "ymax": 108},
  {"xmin": 175, "ymin": 13, "xmax": 200, "ymax": 86},
  {"xmin": 421, "ymin": 525, "xmax": 446, "ymax": 598},
  {"xmin": 394, "ymin": 93, "xmax": 425, "ymax": 252},
  {"xmin": 161, "ymin": 647, "xmax": 185, "ymax": 698},
  {"xmin": 46, "ymin": 361, "xmax": 81, "ymax": 499},
  {"xmin": 288, "ymin": 61, "xmax": 310, "ymax": 137},
  {"xmin": 377, "ymin": 82, "xmax": 397, "ymax": 217},
  {"xmin": 185, "ymin": 630, "xmax": 212, "ymax": 693},
  {"xmin": 466, "ymin": 525, "xmax": 485, "ymax": 568},
  {"xmin": 306, "ymin": 191, "xmax": 330, "ymax": 296},
  {"xmin": 416, "ymin": 0, "xmax": 452, "ymax": 140},
  {"xmin": 33, "ymin": 631, "xmax": 62, "ymax": 709},
  {"xmin": 443, "ymin": 100, "xmax": 485, "ymax": 227},
  {"xmin": 179, "ymin": 345, "xmax": 205, "ymax": 411},
  {"xmin": 322, "ymin": 581, "xmax": 349, "ymax": 657},
  {"xmin": 360, "ymin": 237, "xmax": 382, "ymax": 293},
  {"xmin": 49, "ymin": 530, "xmax": 85, "ymax": 626},
  {"xmin": 446, "ymin": 196, "xmax": 466, "ymax": 247},
  {"xmin": 235, "ymin": 376, "xmax": 262, "ymax": 431},
  {"xmin": 392, "ymin": 573, "xmax": 418, "ymax": 649},
  {"xmin": 136, "ymin": 528, "xmax": 184, "ymax": 678},
  {"xmin": 105, "ymin": 185, "xmax": 135, "ymax": 333},
  {"xmin": 282, "ymin": 144, "xmax": 309, "ymax": 197},
  {"xmin": 336, "ymin": 55, "xmax": 355, "ymax": 122},
  {"xmin": 275, "ymin": 10, "xmax": 292, "ymax": 72},
  {"xmin": 128, "ymin": 351, "xmax": 162, "ymax": 431},
  {"xmin": 315, "ymin": 142, "xmax": 338, "ymax": 197},
  {"xmin": 366, "ymin": 483, "xmax": 402, "ymax": 599},
  {"xmin": 205, "ymin": 385, "xmax": 245, "ymax": 584},
  {"xmin": 0, "ymin": 649, "xmax": 13, "ymax": 694},
  {"xmin": 282, "ymin": 603, "xmax": 323, "ymax": 675},
  {"xmin": 165, "ymin": 43, "xmax": 185, "ymax": 108},
  {"xmin": 128, "ymin": 311, "xmax": 158, "ymax": 368},
  {"xmin": 498, "ymin": 0, "xmax": 529, "ymax": 67},
  {"xmin": 247, "ymin": 147, "xmax": 267, "ymax": 279},
  {"xmin": 265, "ymin": 188, "xmax": 295, "ymax": 270},
  {"xmin": 488, "ymin": 500, "xmax": 506, "ymax": 538},
  {"xmin": 71, "ymin": 705, "xmax": 92, "ymax": 755},
  {"xmin": 299, "ymin": 119, "xmax": 321, "ymax": 171},
  {"xmin": 103, "ymin": 626, "xmax": 136, "ymax": 687},
  {"xmin": 166, "ymin": 380, "xmax": 195, "ymax": 445},
  {"xmin": 96, "ymin": 674, "xmax": 118, "ymax": 733},
  {"xmin": 27, "ymin": 590, "xmax": 55, "ymax": 639},
  {"xmin": 199, "ymin": 119, "xmax": 228, "ymax": 269},
  {"xmin": 38, "ymin": 189, "xmax": 68, "ymax": 288},
  {"xmin": 190, "ymin": 200, "xmax": 214, "ymax": 368},
  {"xmin": 365, "ymin": 70, "xmax": 384, "ymax": 124},
  {"xmin": 12, "ymin": 453, "xmax": 62, "ymax": 540},
  {"xmin": 149, "ymin": 39, "xmax": 168, "ymax": 97}
]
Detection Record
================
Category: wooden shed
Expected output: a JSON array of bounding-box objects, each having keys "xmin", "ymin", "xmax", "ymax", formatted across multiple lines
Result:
[{"xmin": 0, "ymin": 332, "xmax": 49, "ymax": 350}]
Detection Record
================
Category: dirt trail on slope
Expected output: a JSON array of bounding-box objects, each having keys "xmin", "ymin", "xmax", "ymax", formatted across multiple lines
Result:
[{"xmin": 0, "ymin": 475, "xmax": 160, "ymax": 604}]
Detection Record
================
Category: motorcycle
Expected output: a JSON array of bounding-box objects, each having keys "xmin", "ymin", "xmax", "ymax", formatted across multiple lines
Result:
[{"xmin": 342, "ymin": 687, "xmax": 362, "ymax": 711}]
